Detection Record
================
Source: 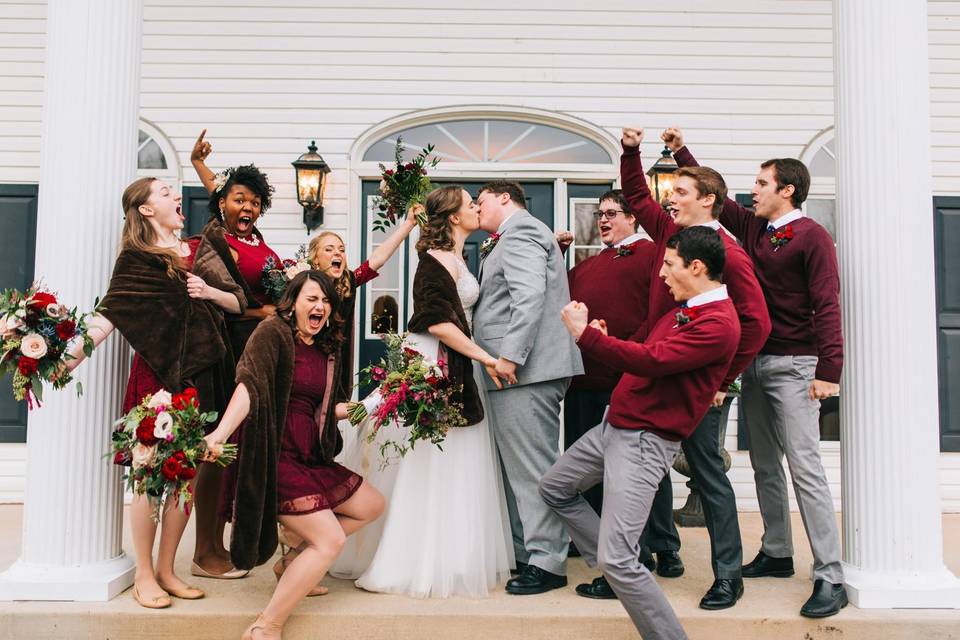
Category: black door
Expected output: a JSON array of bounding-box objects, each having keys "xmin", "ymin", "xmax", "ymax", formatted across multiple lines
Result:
[
  {"xmin": 357, "ymin": 180, "xmax": 554, "ymax": 386},
  {"xmin": 0, "ymin": 185, "xmax": 39, "ymax": 442},
  {"xmin": 181, "ymin": 185, "xmax": 211, "ymax": 237},
  {"xmin": 935, "ymin": 196, "xmax": 960, "ymax": 452}
]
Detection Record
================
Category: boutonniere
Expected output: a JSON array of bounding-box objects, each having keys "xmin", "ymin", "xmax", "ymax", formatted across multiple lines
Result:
[
  {"xmin": 614, "ymin": 244, "xmax": 634, "ymax": 259},
  {"xmin": 673, "ymin": 306, "xmax": 700, "ymax": 328},
  {"xmin": 480, "ymin": 233, "xmax": 501, "ymax": 260},
  {"xmin": 770, "ymin": 224, "xmax": 795, "ymax": 251}
]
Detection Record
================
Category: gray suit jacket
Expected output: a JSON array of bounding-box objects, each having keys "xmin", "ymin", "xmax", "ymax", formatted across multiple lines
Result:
[{"xmin": 474, "ymin": 210, "xmax": 584, "ymax": 390}]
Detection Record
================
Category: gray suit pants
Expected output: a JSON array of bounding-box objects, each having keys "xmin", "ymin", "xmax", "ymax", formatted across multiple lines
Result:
[
  {"xmin": 486, "ymin": 377, "xmax": 569, "ymax": 575},
  {"xmin": 540, "ymin": 416, "xmax": 687, "ymax": 640},
  {"xmin": 742, "ymin": 354, "xmax": 843, "ymax": 583}
]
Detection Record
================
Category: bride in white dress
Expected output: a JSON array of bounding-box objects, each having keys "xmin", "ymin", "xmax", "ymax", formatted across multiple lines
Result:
[{"xmin": 331, "ymin": 186, "xmax": 514, "ymax": 598}]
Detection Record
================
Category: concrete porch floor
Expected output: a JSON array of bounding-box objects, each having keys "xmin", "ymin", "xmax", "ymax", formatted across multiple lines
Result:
[{"xmin": 0, "ymin": 505, "xmax": 957, "ymax": 639}]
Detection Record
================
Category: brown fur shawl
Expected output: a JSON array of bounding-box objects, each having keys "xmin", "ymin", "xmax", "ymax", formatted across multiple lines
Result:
[
  {"xmin": 406, "ymin": 251, "xmax": 483, "ymax": 426},
  {"xmin": 228, "ymin": 315, "xmax": 347, "ymax": 570},
  {"xmin": 99, "ymin": 249, "xmax": 230, "ymax": 405},
  {"xmin": 192, "ymin": 219, "xmax": 264, "ymax": 357}
]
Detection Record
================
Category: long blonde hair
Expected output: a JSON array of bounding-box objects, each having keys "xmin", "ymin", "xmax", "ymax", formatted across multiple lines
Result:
[
  {"xmin": 120, "ymin": 177, "xmax": 185, "ymax": 279},
  {"xmin": 307, "ymin": 231, "xmax": 352, "ymax": 300}
]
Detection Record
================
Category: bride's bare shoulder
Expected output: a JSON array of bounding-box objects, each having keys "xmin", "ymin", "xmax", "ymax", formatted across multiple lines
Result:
[{"xmin": 425, "ymin": 249, "xmax": 460, "ymax": 280}]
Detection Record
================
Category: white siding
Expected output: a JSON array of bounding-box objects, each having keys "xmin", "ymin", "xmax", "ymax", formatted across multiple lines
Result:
[{"xmin": 0, "ymin": 0, "xmax": 958, "ymax": 508}]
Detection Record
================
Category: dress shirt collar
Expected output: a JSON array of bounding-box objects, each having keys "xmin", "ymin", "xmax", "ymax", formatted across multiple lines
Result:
[
  {"xmin": 684, "ymin": 284, "xmax": 729, "ymax": 309},
  {"xmin": 767, "ymin": 209, "xmax": 804, "ymax": 230}
]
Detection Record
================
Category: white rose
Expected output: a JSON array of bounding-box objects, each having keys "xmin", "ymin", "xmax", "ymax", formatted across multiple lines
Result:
[
  {"xmin": 131, "ymin": 443, "xmax": 157, "ymax": 470},
  {"xmin": 284, "ymin": 261, "xmax": 309, "ymax": 280},
  {"xmin": 45, "ymin": 303, "xmax": 67, "ymax": 320},
  {"xmin": 1, "ymin": 314, "xmax": 23, "ymax": 339},
  {"xmin": 19, "ymin": 333, "xmax": 48, "ymax": 359},
  {"xmin": 153, "ymin": 411, "xmax": 174, "ymax": 440},
  {"xmin": 146, "ymin": 390, "xmax": 173, "ymax": 409}
]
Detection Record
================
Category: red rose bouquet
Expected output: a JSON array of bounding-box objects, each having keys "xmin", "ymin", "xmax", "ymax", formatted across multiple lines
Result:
[
  {"xmin": 110, "ymin": 387, "xmax": 236, "ymax": 521},
  {"xmin": 347, "ymin": 332, "xmax": 466, "ymax": 462},
  {"xmin": 0, "ymin": 285, "xmax": 97, "ymax": 408},
  {"xmin": 374, "ymin": 137, "xmax": 440, "ymax": 231}
]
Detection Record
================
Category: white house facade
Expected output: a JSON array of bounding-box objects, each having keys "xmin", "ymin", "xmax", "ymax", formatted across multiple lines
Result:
[{"xmin": 0, "ymin": 0, "xmax": 958, "ymax": 608}]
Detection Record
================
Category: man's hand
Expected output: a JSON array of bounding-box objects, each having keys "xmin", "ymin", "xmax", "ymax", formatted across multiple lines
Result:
[
  {"xmin": 495, "ymin": 357, "xmax": 518, "ymax": 386},
  {"xmin": 555, "ymin": 230, "xmax": 574, "ymax": 247},
  {"xmin": 561, "ymin": 300, "xmax": 590, "ymax": 340},
  {"xmin": 622, "ymin": 127, "xmax": 644, "ymax": 148},
  {"xmin": 712, "ymin": 391, "xmax": 727, "ymax": 408},
  {"xmin": 809, "ymin": 379, "xmax": 839, "ymax": 400},
  {"xmin": 190, "ymin": 129, "xmax": 212, "ymax": 163},
  {"xmin": 588, "ymin": 318, "xmax": 608, "ymax": 336},
  {"xmin": 661, "ymin": 127, "xmax": 684, "ymax": 152}
]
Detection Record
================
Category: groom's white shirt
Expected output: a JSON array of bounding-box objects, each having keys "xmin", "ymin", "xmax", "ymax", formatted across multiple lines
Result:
[{"xmin": 496, "ymin": 209, "xmax": 521, "ymax": 235}]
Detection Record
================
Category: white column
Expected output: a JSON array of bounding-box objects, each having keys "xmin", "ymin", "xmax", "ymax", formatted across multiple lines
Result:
[
  {"xmin": 834, "ymin": 0, "xmax": 960, "ymax": 608},
  {"xmin": 0, "ymin": 0, "xmax": 142, "ymax": 601}
]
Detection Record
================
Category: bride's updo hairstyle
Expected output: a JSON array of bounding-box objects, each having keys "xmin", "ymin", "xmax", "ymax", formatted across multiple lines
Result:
[{"xmin": 416, "ymin": 185, "xmax": 464, "ymax": 253}]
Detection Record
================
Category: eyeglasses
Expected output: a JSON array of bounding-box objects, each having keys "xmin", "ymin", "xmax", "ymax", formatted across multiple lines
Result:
[{"xmin": 592, "ymin": 209, "xmax": 624, "ymax": 221}]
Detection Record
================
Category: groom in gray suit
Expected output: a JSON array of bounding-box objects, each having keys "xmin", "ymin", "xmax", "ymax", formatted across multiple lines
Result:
[{"xmin": 474, "ymin": 180, "xmax": 584, "ymax": 594}]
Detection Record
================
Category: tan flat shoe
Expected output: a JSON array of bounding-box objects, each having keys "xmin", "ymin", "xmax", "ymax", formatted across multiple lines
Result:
[
  {"xmin": 156, "ymin": 578, "xmax": 205, "ymax": 600},
  {"xmin": 241, "ymin": 613, "xmax": 282, "ymax": 640},
  {"xmin": 190, "ymin": 561, "xmax": 249, "ymax": 580},
  {"xmin": 132, "ymin": 584, "xmax": 171, "ymax": 609},
  {"xmin": 272, "ymin": 548, "xmax": 328, "ymax": 597}
]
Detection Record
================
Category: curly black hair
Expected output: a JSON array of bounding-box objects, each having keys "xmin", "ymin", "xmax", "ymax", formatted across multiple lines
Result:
[{"xmin": 207, "ymin": 163, "xmax": 275, "ymax": 219}]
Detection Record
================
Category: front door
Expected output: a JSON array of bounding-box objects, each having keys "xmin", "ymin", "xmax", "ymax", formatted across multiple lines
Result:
[
  {"xmin": 935, "ymin": 196, "xmax": 960, "ymax": 452},
  {"xmin": 357, "ymin": 180, "xmax": 554, "ymax": 386}
]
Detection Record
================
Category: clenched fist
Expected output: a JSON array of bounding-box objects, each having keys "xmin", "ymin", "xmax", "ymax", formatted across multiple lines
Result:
[{"xmin": 622, "ymin": 127, "xmax": 644, "ymax": 148}]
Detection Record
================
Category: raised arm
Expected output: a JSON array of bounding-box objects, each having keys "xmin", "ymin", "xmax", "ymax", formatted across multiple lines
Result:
[
  {"xmin": 663, "ymin": 127, "xmax": 753, "ymax": 241},
  {"xmin": 367, "ymin": 204, "xmax": 419, "ymax": 272},
  {"xmin": 190, "ymin": 129, "xmax": 217, "ymax": 194},
  {"xmin": 620, "ymin": 128, "xmax": 676, "ymax": 243}
]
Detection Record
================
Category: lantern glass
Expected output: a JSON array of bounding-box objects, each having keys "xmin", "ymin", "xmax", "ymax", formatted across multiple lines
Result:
[
  {"xmin": 646, "ymin": 146, "xmax": 679, "ymax": 208},
  {"xmin": 297, "ymin": 167, "xmax": 322, "ymax": 206}
]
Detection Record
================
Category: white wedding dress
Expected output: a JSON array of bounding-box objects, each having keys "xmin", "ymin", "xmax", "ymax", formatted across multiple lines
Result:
[{"xmin": 331, "ymin": 255, "xmax": 514, "ymax": 598}]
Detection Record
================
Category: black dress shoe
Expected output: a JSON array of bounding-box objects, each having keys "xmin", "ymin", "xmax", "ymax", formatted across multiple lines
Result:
[
  {"xmin": 655, "ymin": 551, "xmax": 685, "ymax": 578},
  {"xmin": 505, "ymin": 564, "xmax": 568, "ymax": 595},
  {"xmin": 800, "ymin": 579, "xmax": 848, "ymax": 618},
  {"xmin": 575, "ymin": 575, "xmax": 617, "ymax": 600},
  {"xmin": 639, "ymin": 547, "xmax": 657, "ymax": 572},
  {"xmin": 742, "ymin": 551, "xmax": 794, "ymax": 578},
  {"xmin": 509, "ymin": 561, "xmax": 528, "ymax": 576},
  {"xmin": 699, "ymin": 578, "xmax": 744, "ymax": 610}
]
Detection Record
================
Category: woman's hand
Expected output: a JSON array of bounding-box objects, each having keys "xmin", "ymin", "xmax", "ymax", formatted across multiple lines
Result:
[
  {"xmin": 190, "ymin": 129, "xmax": 212, "ymax": 164},
  {"xmin": 202, "ymin": 434, "xmax": 225, "ymax": 462},
  {"xmin": 407, "ymin": 203, "xmax": 425, "ymax": 226},
  {"xmin": 483, "ymin": 357, "xmax": 504, "ymax": 390},
  {"xmin": 186, "ymin": 273, "xmax": 211, "ymax": 300}
]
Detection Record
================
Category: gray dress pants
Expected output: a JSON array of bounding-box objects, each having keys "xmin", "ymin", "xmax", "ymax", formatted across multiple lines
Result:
[
  {"xmin": 742, "ymin": 354, "xmax": 843, "ymax": 583},
  {"xmin": 540, "ymin": 415, "xmax": 687, "ymax": 640}
]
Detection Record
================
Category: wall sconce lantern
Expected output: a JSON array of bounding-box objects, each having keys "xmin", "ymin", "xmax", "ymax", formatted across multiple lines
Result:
[
  {"xmin": 646, "ymin": 146, "xmax": 679, "ymax": 210},
  {"xmin": 292, "ymin": 140, "xmax": 331, "ymax": 233}
]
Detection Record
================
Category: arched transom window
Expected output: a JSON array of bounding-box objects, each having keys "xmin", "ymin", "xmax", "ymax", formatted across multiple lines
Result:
[
  {"xmin": 137, "ymin": 119, "xmax": 180, "ymax": 184},
  {"xmin": 362, "ymin": 118, "xmax": 611, "ymax": 165}
]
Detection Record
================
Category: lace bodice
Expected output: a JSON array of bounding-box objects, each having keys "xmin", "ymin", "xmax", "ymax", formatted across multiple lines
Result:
[{"xmin": 455, "ymin": 255, "xmax": 480, "ymax": 330}]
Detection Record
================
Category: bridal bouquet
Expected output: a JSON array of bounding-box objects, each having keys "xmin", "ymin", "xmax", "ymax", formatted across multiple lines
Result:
[
  {"xmin": 347, "ymin": 332, "xmax": 466, "ymax": 461},
  {"xmin": 0, "ymin": 285, "xmax": 96, "ymax": 408},
  {"xmin": 373, "ymin": 137, "xmax": 440, "ymax": 231},
  {"xmin": 261, "ymin": 245, "xmax": 310, "ymax": 304},
  {"xmin": 110, "ymin": 387, "xmax": 236, "ymax": 521}
]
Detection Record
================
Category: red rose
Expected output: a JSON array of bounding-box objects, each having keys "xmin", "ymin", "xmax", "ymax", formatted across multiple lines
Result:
[
  {"xmin": 784, "ymin": 225, "xmax": 794, "ymax": 239},
  {"xmin": 161, "ymin": 456, "xmax": 182, "ymax": 481},
  {"xmin": 172, "ymin": 387, "xmax": 199, "ymax": 410},
  {"xmin": 404, "ymin": 162, "xmax": 415, "ymax": 171},
  {"xmin": 426, "ymin": 376, "xmax": 438, "ymax": 385},
  {"xmin": 384, "ymin": 169, "xmax": 394, "ymax": 177},
  {"xmin": 55, "ymin": 320, "xmax": 77, "ymax": 341},
  {"xmin": 17, "ymin": 357, "xmax": 39, "ymax": 377},
  {"xmin": 173, "ymin": 450, "xmax": 186, "ymax": 461},
  {"xmin": 136, "ymin": 417, "xmax": 158, "ymax": 445},
  {"xmin": 30, "ymin": 292, "xmax": 57, "ymax": 308},
  {"xmin": 178, "ymin": 465, "xmax": 197, "ymax": 480},
  {"xmin": 113, "ymin": 450, "xmax": 131, "ymax": 465}
]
